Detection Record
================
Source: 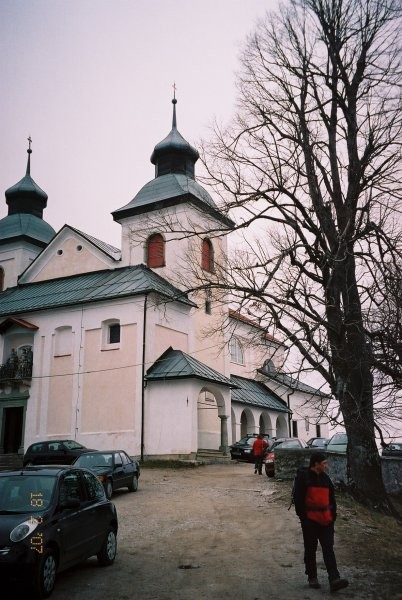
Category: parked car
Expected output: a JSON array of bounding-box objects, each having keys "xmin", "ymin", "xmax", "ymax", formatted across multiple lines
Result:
[
  {"xmin": 306, "ymin": 437, "xmax": 328, "ymax": 448},
  {"xmin": 0, "ymin": 465, "xmax": 118, "ymax": 598},
  {"xmin": 74, "ymin": 451, "xmax": 140, "ymax": 499},
  {"xmin": 264, "ymin": 437, "xmax": 306, "ymax": 477},
  {"xmin": 326, "ymin": 432, "xmax": 348, "ymax": 453},
  {"xmin": 382, "ymin": 441, "xmax": 402, "ymax": 457},
  {"xmin": 23, "ymin": 440, "xmax": 95, "ymax": 466},
  {"xmin": 229, "ymin": 434, "xmax": 274, "ymax": 463}
]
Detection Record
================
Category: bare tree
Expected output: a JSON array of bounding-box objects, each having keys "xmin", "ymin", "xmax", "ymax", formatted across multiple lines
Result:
[{"xmin": 192, "ymin": 0, "xmax": 402, "ymax": 507}]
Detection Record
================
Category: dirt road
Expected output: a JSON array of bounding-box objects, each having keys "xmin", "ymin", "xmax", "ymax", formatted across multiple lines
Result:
[{"xmin": 9, "ymin": 462, "xmax": 402, "ymax": 600}]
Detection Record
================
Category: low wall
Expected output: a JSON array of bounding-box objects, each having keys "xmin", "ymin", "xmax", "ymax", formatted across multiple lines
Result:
[{"xmin": 273, "ymin": 448, "xmax": 402, "ymax": 494}]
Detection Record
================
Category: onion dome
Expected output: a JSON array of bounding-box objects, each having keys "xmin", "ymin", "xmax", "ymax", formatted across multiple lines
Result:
[
  {"xmin": 0, "ymin": 139, "xmax": 55, "ymax": 247},
  {"xmin": 150, "ymin": 96, "xmax": 199, "ymax": 179},
  {"xmin": 112, "ymin": 96, "xmax": 234, "ymax": 229}
]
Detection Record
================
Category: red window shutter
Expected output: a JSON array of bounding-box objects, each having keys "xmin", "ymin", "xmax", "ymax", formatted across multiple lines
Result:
[
  {"xmin": 202, "ymin": 239, "xmax": 213, "ymax": 272},
  {"xmin": 147, "ymin": 234, "xmax": 165, "ymax": 268}
]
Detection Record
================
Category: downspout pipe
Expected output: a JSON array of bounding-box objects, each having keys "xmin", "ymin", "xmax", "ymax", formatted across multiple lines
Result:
[
  {"xmin": 287, "ymin": 388, "xmax": 294, "ymax": 437},
  {"xmin": 140, "ymin": 293, "xmax": 148, "ymax": 461}
]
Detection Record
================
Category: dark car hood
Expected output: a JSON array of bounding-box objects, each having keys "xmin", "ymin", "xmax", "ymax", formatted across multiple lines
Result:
[{"xmin": 0, "ymin": 511, "xmax": 46, "ymax": 544}]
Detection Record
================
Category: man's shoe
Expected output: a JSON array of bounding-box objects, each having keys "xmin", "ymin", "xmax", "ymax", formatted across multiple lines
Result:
[
  {"xmin": 308, "ymin": 577, "xmax": 321, "ymax": 589},
  {"xmin": 330, "ymin": 578, "xmax": 349, "ymax": 592},
  {"xmin": 254, "ymin": 469, "xmax": 257, "ymax": 474}
]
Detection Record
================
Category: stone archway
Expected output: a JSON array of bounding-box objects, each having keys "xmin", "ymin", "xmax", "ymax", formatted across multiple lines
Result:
[
  {"xmin": 275, "ymin": 414, "xmax": 288, "ymax": 437},
  {"xmin": 197, "ymin": 385, "xmax": 229, "ymax": 452}
]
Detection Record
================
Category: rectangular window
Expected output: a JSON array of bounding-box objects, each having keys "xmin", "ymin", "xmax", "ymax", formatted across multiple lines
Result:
[
  {"xmin": 316, "ymin": 423, "xmax": 321, "ymax": 437},
  {"xmin": 109, "ymin": 323, "xmax": 120, "ymax": 344},
  {"xmin": 292, "ymin": 420, "xmax": 298, "ymax": 437},
  {"xmin": 305, "ymin": 418, "xmax": 310, "ymax": 433}
]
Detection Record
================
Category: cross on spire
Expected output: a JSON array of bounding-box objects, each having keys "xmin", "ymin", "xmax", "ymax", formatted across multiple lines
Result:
[
  {"xmin": 27, "ymin": 136, "xmax": 32, "ymax": 154},
  {"xmin": 172, "ymin": 82, "xmax": 177, "ymax": 100}
]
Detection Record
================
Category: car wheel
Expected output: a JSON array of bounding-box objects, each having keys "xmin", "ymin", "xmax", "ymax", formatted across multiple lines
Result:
[
  {"xmin": 97, "ymin": 527, "xmax": 117, "ymax": 566},
  {"xmin": 32, "ymin": 548, "xmax": 57, "ymax": 599},
  {"xmin": 128, "ymin": 474, "xmax": 138, "ymax": 492},
  {"xmin": 104, "ymin": 479, "xmax": 113, "ymax": 499}
]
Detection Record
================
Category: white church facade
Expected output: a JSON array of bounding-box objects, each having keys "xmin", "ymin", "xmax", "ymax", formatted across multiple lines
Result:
[{"xmin": 0, "ymin": 100, "xmax": 330, "ymax": 461}]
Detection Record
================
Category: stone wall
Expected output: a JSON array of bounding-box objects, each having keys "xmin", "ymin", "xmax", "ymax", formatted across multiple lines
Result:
[{"xmin": 273, "ymin": 448, "xmax": 402, "ymax": 494}]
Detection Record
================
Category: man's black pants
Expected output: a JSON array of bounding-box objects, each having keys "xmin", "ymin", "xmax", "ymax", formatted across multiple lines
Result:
[
  {"xmin": 254, "ymin": 455, "xmax": 263, "ymax": 474},
  {"xmin": 300, "ymin": 518, "xmax": 340, "ymax": 581}
]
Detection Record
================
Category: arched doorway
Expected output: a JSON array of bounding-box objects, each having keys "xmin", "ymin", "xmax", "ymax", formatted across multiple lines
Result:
[{"xmin": 197, "ymin": 386, "xmax": 229, "ymax": 451}]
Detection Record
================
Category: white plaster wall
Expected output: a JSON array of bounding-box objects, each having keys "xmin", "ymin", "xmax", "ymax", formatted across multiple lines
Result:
[
  {"xmin": 145, "ymin": 379, "xmax": 198, "ymax": 456},
  {"xmin": 0, "ymin": 242, "xmax": 40, "ymax": 289},
  {"xmin": 19, "ymin": 228, "xmax": 118, "ymax": 284}
]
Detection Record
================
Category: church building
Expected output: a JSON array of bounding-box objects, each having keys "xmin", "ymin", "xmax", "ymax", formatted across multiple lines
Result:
[{"xmin": 0, "ymin": 99, "xmax": 329, "ymax": 462}]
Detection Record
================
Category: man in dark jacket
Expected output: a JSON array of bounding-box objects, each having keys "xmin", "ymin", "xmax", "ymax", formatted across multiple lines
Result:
[{"xmin": 294, "ymin": 451, "xmax": 349, "ymax": 592}]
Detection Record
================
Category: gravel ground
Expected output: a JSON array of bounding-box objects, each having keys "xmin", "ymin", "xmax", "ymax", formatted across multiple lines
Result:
[{"xmin": 7, "ymin": 462, "xmax": 402, "ymax": 600}]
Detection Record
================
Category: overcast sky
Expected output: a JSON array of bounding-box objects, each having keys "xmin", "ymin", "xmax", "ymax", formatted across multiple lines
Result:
[{"xmin": 0, "ymin": 0, "xmax": 277, "ymax": 247}]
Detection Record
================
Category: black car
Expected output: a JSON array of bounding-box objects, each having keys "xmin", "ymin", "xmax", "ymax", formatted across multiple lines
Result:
[
  {"xmin": 74, "ymin": 451, "xmax": 140, "ymax": 499},
  {"xmin": 264, "ymin": 437, "xmax": 307, "ymax": 477},
  {"xmin": 382, "ymin": 441, "xmax": 402, "ymax": 457},
  {"xmin": 229, "ymin": 434, "xmax": 273, "ymax": 463},
  {"xmin": 23, "ymin": 439, "xmax": 95, "ymax": 466},
  {"xmin": 306, "ymin": 437, "xmax": 328, "ymax": 448},
  {"xmin": 0, "ymin": 466, "xmax": 118, "ymax": 598}
]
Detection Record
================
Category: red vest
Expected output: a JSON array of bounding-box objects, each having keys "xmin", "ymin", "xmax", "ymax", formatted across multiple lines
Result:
[{"xmin": 305, "ymin": 486, "xmax": 333, "ymax": 525}]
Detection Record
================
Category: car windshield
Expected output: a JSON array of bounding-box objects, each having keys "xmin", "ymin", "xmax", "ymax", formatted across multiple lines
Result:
[
  {"xmin": 75, "ymin": 453, "xmax": 113, "ymax": 468},
  {"xmin": 0, "ymin": 475, "xmax": 56, "ymax": 513},
  {"xmin": 329, "ymin": 434, "xmax": 347, "ymax": 445},
  {"xmin": 276, "ymin": 440, "xmax": 302, "ymax": 448}
]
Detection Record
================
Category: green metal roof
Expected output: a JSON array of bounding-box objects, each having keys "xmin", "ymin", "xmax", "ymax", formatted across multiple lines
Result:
[
  {"xmin": 0, "ymin": 265, "xmax": 194, "ymax": 317},
  {"xmin": 146, "ymin": 347, "xmax": 234, "ymax": 387},
  {"xmin": 258, "ymin": 360, "xmax": 329, "ymax": 398},
  {"xmin": 230, "ymin": 375, "xmax": 290, "ymax": 412},
  {"xmin": 5, "ymin": 172, "xmax": 48, "ymax": 201},
  {"xmin": 66, "ymin": 225, "xmax": 121, "ymax": 261},
  {"xmin": 0, "ymin": 213, "xmax": 55, "ymax": 246},
  {"xmin": 112, "ymin": 173, "xmax": 234, "ymax": 228}
]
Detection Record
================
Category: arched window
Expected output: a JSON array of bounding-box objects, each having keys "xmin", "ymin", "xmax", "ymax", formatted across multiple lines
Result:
[
  {"xmin": 146, "ymin": 233, "xmax": 165, "ymax": 268},
  {"xmin": 201, "ymin": 238, "xmax": 214, "ymax": 272},
  {"xmin": 102, "ymin": 319, "xmax": 121, "ymax": 349},
  {"xmin": 229, "ymin": 337, "xmax": 244, "ymax": 364},
  {"xmin": 54, "ymin": 326, "xmax": 73, "ymax": 356},
  {"xmin": 0, "ymin": 267, "xmax": 4, "ymax": 291}
]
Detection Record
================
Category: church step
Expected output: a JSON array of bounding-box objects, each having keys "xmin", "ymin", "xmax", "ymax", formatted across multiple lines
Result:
[{"xmin": 196, "ymin": 449, "xmax": 231, "ymax": 463}]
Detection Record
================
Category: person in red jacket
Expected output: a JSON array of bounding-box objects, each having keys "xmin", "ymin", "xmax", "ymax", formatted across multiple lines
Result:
[
  {"xmin": 252, "ymin": 434, "xmax": 268, "ymax": 475},
  {"xmin": 293, "ymin": 452, "xmax": 349, "ymax": 592}
]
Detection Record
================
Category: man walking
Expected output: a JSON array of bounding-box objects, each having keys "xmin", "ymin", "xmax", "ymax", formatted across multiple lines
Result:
[
  {"xmin": 293, "ymin": 452, "xmax": 349, "ymax": 592},
  {"xmin": 252, "ymin": 434, "xmax": 268, "ymax": 475}
]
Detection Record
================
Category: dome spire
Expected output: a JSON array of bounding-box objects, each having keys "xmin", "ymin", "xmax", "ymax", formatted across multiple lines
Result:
[
  {"xmin": 172, "ymin": 82, "xmax": 177, "ymax": 129},
  {"xmin": 150, "ymin": 88, "xmax": 199, "ymax": 179},
  {"xmin": 26, "ymin": 135, "xmax": 32, "ymax": 175}
]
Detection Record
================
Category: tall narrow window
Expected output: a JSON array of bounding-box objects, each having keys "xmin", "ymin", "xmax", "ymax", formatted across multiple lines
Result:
[
  {"xmin": 205, "ymin": 290, "xmax": 212, "ymax": 314},
  {"xmin": 0, "ymin": 267, "xmax": 4, "ymax": 291},
  {"xmin": 147, "ymin": 233, "xmax": 165, "ymax": 268},
  {"xmin": 229, "ymin": 337, "xmax": 244, "ymax": 364},
  {"xmin": 201, "ymin": 238, "xmax": 214, "ymax": 272}
]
